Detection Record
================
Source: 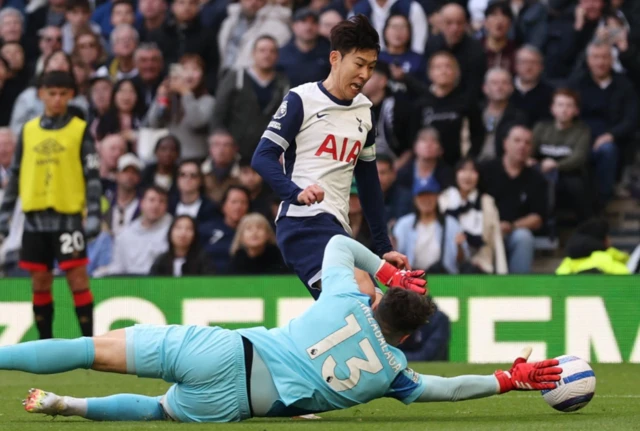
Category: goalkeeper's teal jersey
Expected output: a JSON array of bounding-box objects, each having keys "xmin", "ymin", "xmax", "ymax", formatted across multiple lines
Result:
[{"xmin": 237, "ymin": 266, "xmax": 427, "ymax": 417}]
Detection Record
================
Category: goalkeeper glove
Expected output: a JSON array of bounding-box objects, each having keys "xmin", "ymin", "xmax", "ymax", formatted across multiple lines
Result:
[
  {"xmin": 494, "ymin": 347, "xmax": 562, "ymax": 393},
  {"xmin": 375, "ymin": 262, "xmax": 427, "ymax": 294}
]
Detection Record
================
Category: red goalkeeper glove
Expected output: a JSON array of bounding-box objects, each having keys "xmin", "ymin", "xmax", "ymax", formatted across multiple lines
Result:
[
  {"xmin": 494, "ymin": 347, "xmax": 562, "ymax": 393},
  {"xmin": 375, "ymin": 262, "xmax": 427, "ymax": 294}
]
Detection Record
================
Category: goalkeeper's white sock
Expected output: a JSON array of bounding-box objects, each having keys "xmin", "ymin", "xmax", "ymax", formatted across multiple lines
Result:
[{"xmin": 62, "ymin": 396, "xmax": 88, "ymax": 417}]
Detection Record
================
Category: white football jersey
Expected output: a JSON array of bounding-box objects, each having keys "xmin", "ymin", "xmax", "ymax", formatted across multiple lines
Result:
[{"xmin": 261, "ymin": 82, "xmax": 376, "ymax": 234}]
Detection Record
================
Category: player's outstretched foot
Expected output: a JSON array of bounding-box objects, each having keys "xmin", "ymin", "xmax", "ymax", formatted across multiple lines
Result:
[
  {"xmin": 292, "ymin": 414, "xmax": 322, "ymax": 420},
  {"xmin": 23, "ymin": 388, "xmax": 65, "ymax": 416}
]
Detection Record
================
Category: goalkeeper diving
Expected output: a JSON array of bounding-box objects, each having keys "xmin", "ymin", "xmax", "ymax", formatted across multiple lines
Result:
[{"xmin": 0, "ymin": 235, "xmax": 562, "ymax": 423}]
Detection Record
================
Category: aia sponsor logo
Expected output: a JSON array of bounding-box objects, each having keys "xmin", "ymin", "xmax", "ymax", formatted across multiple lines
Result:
[{"xmin": 314, "ymin": 134, "xmax": 361, "ymax": 165}]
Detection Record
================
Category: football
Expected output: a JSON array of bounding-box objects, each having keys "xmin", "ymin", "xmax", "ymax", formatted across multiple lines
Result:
[{"xmin": 541, "ymin": 355, "xmax": 596, "ymax": 412}]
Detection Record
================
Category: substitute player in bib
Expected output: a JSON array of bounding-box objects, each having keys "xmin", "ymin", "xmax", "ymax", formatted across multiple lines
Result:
[
  {"xmin": 0, "ymin": 235, "xmax": 562, "ymax": 423},
  {"xmin": 0, "ymin": 71, "xmax": 101, "ymax": 339},
  {"xmin": 251, "ymin": 15, "xmax": 408, "ymax": 302}
]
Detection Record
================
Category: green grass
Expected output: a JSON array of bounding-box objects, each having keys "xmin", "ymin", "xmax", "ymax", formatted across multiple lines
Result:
[{"xmin": 1, "ymin": 364, "xmax": 639, "ymax": 430}]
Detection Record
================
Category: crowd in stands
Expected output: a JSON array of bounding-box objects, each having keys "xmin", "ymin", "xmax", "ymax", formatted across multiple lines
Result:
[{"xmin": 1, "ymin": 0, "xmax": 640, "ymax": 280}]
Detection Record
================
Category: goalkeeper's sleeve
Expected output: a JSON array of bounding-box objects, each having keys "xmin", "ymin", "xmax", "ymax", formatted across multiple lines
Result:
[{"xmin": 414, "ymin": 375, "xmax": 499, "ymax": 402}]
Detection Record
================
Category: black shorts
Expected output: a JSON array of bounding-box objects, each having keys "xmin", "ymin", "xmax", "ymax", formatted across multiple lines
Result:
[{"xmin": 19, "ymin": 230, "xmax": 88, "ymax": 272}]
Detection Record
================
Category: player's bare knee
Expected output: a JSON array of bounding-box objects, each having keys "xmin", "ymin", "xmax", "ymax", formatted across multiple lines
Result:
[
  {"xmin": 91, "ymin": 336, "xmax": 128, "ymax": 374},
  {"xmin": 65, "ymin": 266, "xmax": 89, "ymax": 292},
  {"xmin": 31, "ymin": 271, "xmax": 54, "ymax": 292}
]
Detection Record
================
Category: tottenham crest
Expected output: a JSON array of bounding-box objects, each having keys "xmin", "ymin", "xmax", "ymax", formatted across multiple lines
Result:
[{"xmin": 274, "ymin": 101, "xmax": 288, "ymax": 119}]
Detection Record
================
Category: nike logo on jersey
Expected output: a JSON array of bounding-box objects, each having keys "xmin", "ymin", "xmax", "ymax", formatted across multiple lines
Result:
[{"xmin": 317, "ymin": 113, "xmax": 328, "ymax": 118}]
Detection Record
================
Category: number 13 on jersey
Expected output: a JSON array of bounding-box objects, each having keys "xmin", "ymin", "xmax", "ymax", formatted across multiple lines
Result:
[{"xmin": 306, "ymin": 314, "xmax": 384, "ymax": 392}]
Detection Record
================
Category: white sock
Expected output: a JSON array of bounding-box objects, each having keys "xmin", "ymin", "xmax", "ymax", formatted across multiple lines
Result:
[{"xmin": 61, "ymin": 396, "xmax": 88, "ymax": 417}]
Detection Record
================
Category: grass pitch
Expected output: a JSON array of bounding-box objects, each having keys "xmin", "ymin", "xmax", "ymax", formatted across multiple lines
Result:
[{"xmin": 1, "ymin": 363, "xmax": 638, "ymax": 431}]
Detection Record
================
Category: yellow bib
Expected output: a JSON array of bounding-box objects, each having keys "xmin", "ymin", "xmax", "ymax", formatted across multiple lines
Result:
[{"xmin": 20, "ymin": 116, "xmax": 87, "ymax": 214}]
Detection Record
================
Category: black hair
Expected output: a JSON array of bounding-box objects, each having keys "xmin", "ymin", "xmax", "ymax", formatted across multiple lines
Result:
[
  {"xmin": 143, "ymin": 184, "xmax": 169, "ymax": 200},
  {"xmin": 485, "ymin": 0, "xmax": 513, "ymax": 20},
  {"xmin": 253, "ymin": 34, "xmax": 278, "ymax": 50},
  {"xmin": 96, "ymin": 78, "xmax": 145, "ymax": 140},
  {"xmin": 376, "ymin": 289, "xmax": 435, "ymax": 340},
  {"xmin": 111, "ymin": 0, "xmax": 134, "ymax": 12},
  {"xmin": 155, "ymin": 134, "xmax": 182, "ymax": 157},
  {"xmin": 166, "ymin": 215, "xmax": 202, "ymax": 260},
  {"xmin": 330, "ymin": 14, "xmax": 380, "ymax": 56},
  {"xmin": 376, "ymin": 153, "xmax": 394, "ymax": 169},
  {"xmin": 503, "ymin": 121, "xmax": 531, "ymax": 141},
  {"xmin": 38, "ymin": 70, "xmax": 76, "ymax": 90},
  {"xmin": 66, "ymin": 0, "xmax": 90, "ymax": 12},
  {"xmin": 382, "ymin": 13, "xmax": 412, "ymax": 52},
  {"xmin": 453, "ymin": 156, "xmax": 486, "ymax": 194}
]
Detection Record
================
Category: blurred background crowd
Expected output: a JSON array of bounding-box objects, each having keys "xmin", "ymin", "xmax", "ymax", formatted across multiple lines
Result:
[{"xmin": 1, "ymin": 0, "xmax": 640, "ymax": 278}]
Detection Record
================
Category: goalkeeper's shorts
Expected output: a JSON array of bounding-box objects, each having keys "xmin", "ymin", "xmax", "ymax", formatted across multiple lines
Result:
[{"xmin": 125, "ymin": 324, "xmax": 252, "ymax": 422}]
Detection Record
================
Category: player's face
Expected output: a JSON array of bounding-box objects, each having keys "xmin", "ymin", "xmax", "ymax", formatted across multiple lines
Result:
[
  {"xmin": 242, "ymin": 222, "xmax": 268, "ymax": 249},
  {"xmin": 414, "ymin": 192, "xmax": 438, "ymax": 215},
  {"xmin": 333, "ymin": 48, "xmax": 377, "ymax": 100},
  {"xmin": 551, "ymin": 95, "xmax": 579, "ymax": 124},
  {"xmin": 39, "ymin": 87, "xmax": 74, "ymax": 116},
  {"xmin": 171, "ymin": 217, "xmax": 195, "ymax": 249},
  {"xmin": 456, "ymin": 161, "xmax": 479, "ymax": 194}
]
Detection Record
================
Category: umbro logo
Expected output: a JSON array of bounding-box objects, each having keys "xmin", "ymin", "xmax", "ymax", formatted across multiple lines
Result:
[
  {"xmin": 33, "ymin": 139, "xmax": 65, "ymax": 156},
  {"xmin": 317, "ymin": 113, "xmax": 328, "ymax": 118}
]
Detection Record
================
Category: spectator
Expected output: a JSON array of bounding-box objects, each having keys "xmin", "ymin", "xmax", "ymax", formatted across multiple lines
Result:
[
  {"xmin": 29, "ymin": 26, "xmax": 62, "ymax": 77},
  {"xmin": 349, "ymin": 180, "xmax": 374, "ymax": 251},
  {"xmin": 0, "ymin": 7, "xmax": 23, "ymax": 44},
  {"xmin": 102, "ymin": 24, "xmax": 139, "ymax": 80},
  {"xmin": 0, "ymin": 57, "xmax": 18, "ymax": 127},
  {"xmin": 277, "ymin": 7, "xmax": 331, "ymax": 88},
  {"xmin": 393, "ymin": 176, "xmax": 468, "ymax": 274},
  {"xmin": 238, "ymin": 159, "xmax": 274, "ymax": 220},
  {"xmin": 213, "ymin": 36, "xmax": 289, "ymax": 162},
  {"xmin": 72, "ymin": 57, "xmax": 92, "ymax": 97},
  {"xmin": 569, "ymin": 41, "xmax": 638, "ymax": 204},
  {"xmin": 397, "ymin": 305, "xmax": 451, "ymax": 361},
  {"xmin": 146, "ymin": 0, "xmax": 220, "ymax": 93},
  {"xmin": 10, "ymin": 51, "xmax": 90, "ymax": 136},
  {"xmin": 228, "ymin": 213, "xmax": 286, "ymax": 274},
  {"xmin": 104, "ymin": 152, "xmax": 142, "ymax": 235},
  {"xmin": 510, "ymin": 45, "xmax": 554, "ymax": 126},
  {"xmin": 150, "ymin": 215, "xmax": 212, "ymax": 275},
  {"xmin": 169, "ymin": 159, "xmax": 217, "ymax": 224},
  {"xmin": 97, "ymin": 185, "xmax": 172, "ymax": 276},
  {"xmin": 481, "ymin": 124, "xmax": 546, "ymax": 274},
  {"xmin": 200, "ymin": 185, "xmax": 250, "ymax": 273},
  {"xmin": 350, "ymin": 0, "xmax": 428, "ymax": 54},
  {"xmin": 202, "ymin": 130, "xmax": 241, "ymax": 205},
  {"xmin": 0, "ymin": 128, "xmax": 15, "ymax": 193},
  {"xmin": 88, "ymin": 71, "xmax": 113, "ymax": 136},
  {"xmin": 0, "ymin": 42, "xmax": 27, "ymax": 95},
  {"xmin": 397, "ymin": 127, "xmax": 455, "ymax": 194},
  {"xmin": 140, "ymin": 134, "xmax": 180, "ymax": 194},
  {"xmin": 556, "ymin": 218, "xmax": 630, "ymax": 274},
  {"xmin": 26, "ymin": 0, "xmax": 67, "ymax": 57},
  {"xmin": 480, "ymin": 1, "xmax": 518, "ymax": 75},
  {"xmin": 423, "ymin": 2, "xmax": 487, "ymax": 103},
  {"xmin": 545, "ymin": 0, "xmax": 610, "ymax": 80},
  {"xmin": 110, "ymin": 0, "xmax": 135, "ymax": 29},
  {"xmin": 439, "ymin": 157, "xmax": 508, "ymax": 274},
  {"xmin": 97, "ymin": 133, "xmax": 127, "ymax": 200},
  {"xmin": 361, "ymin": 62, "xmax": 400, "ymax": 160},
  {"xmin": 145, "ymin": 54, "xmax": 214, "ymax": 160},
  {"xmin": 319, "ymin": 8, "xmax": 343, "ymax": 39},
  {"xmin": 478, "ymin": 67, "xmax": 528, "ymax": 161},
  {"xmin": 532, "ymin": 89, "xmax": 592, "ymax": 221},
  {"xmin": 377, "ymin": 154, "xmax": 412, "ymax": 226},
  {"xmin": 218, "ymin": 0, "xmax": 291, "ymax": 73},
  {"xmin": 400, "ymin": 52, "xmax": 484, "ymax": 166},
  {"xmin": 132, "ymin": 43, "xmax": 164, "ymax": 111},
  {"xmin": 324, "ymin": 0, "xmax": 357, "ymax": 18},
  {"xmin": 62, "ymin": 0, "xmax": 101, "ymax": 54},
  {"xmin": 71, "ymin": 26, "xmax": 108, "ymax": 70},
  {"xmin": 136, "ymin": 0, "xmax": 168, "ymax": 42},
  {"xmin": 379, "ymin": 14, "xmax": 426, "ymax": 94},
  {"xmin": 95, "ymin": 78, "xmax": 145, "ymax": 146}
]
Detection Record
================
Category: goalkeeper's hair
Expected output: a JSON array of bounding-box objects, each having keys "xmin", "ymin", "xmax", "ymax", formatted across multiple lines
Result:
[{"xmin": 375, "ymin": 289, "xmax": 435, "ymax": 344}]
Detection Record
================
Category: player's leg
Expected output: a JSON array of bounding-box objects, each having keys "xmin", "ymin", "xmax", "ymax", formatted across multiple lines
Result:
[
  {"xmin": 58, "ymin": 229, "xmax": 94, "ymax": 337},
  {"xmin": 19, "ymin": 231, "xmax": 55, "ymax": 339}
]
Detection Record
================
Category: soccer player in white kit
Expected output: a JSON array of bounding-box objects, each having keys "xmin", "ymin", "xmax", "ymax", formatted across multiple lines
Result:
[{"xmin": 252, "ymin": 15, "xmax": 409, "ymax": 302}]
